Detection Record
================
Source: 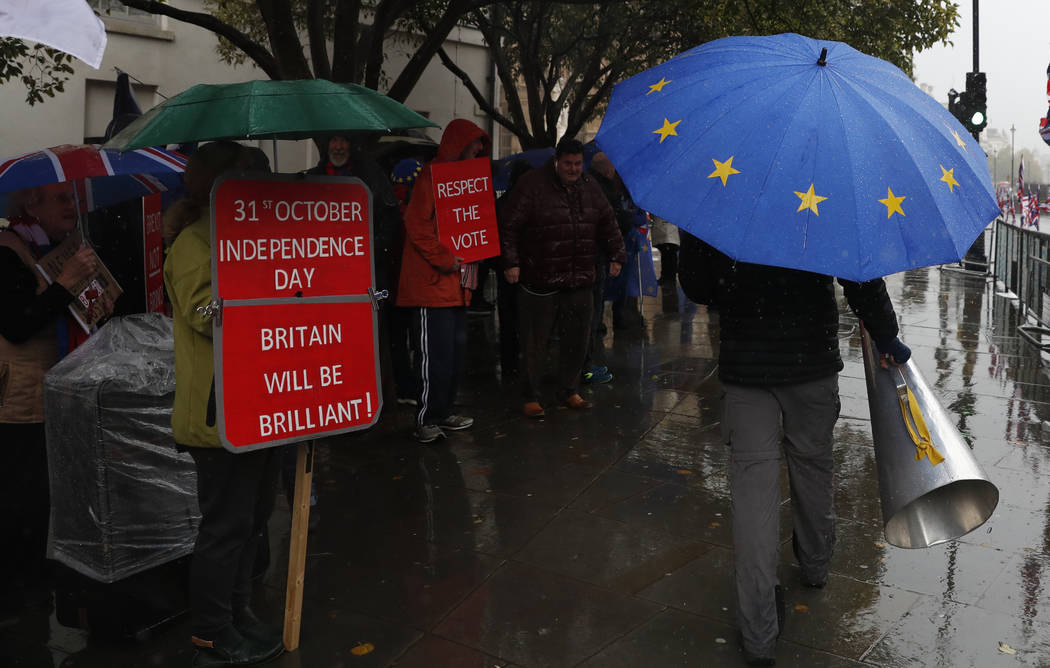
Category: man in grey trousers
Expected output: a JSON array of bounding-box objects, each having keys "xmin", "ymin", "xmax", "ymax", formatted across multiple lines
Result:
[{"xmin": 678, "ymin": 232, "xmax": 911, "ymax": 666}]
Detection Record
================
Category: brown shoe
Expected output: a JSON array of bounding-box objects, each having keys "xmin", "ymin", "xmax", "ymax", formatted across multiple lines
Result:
[
  {"xmin": 523, "ymin": 401, "xmax": 545, "ymax": 418},
  {"xmin": 562, "ymin": 394, "xmax": 592, "ymax": 409}
]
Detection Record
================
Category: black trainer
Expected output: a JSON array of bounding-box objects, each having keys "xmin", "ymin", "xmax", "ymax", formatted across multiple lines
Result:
[{"xmin": 191, "ymin": 624, "xmax": 283, "ymax": 667}]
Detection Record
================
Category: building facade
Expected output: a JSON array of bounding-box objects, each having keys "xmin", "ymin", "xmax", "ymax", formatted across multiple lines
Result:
[{"xmin": 0, "ymin": 0, "xmax": 499, "ymax": 171}]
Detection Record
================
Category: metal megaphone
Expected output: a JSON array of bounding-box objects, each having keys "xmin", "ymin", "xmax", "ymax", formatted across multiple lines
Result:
[{"xmin": 860, "ymin": 326, "xmax": 999, "ymax": 548}]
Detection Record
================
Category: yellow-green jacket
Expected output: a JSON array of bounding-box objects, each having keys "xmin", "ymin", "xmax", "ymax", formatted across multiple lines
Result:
[{"xmin": 164, "ymin": 215, "xmax": 220, "ymax": 448}]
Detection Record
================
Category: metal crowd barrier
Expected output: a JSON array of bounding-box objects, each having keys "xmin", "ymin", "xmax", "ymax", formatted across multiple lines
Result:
[{"xmin": 992, "ymin": 218, "xmax": 1050, "ymax": 350}]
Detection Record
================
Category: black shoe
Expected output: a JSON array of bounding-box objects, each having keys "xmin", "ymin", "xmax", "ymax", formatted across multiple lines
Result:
[
  {"xmin": 742, "ymin": 649, "xmax": 776, "ymax": 667},
  {"xmin": 792, "ymin": 531, "xmax": 827, "ymax": 588},
  {"xmin": 233, "ymin": 607, "xmax": 284, "ymax": 650},
  {"xmin": 191, "ymin": 624, "xmax": 283, "ymax": 667},
  {"xmin": 739, "ymin": 631, "xmax": 776, "ymax": 666},
  {"xmin": 467, "ymin": 301, "xmax": 494, "ymax": 315}
]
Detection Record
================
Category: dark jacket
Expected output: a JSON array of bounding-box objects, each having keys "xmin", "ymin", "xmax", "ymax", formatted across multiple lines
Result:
[
  {"xmin": 396, "ymin": 119, "xmax": 491, "ymax": 308},
  {"xmin": 678, "ymin": 232, "xmax": 899, "ymax": 386},
  {"xmin": 306, "ymin": 148, "xmax": 400, "ymax": 292},
  {"xmin": 0, "ymin": 228, "xmax": 74, "ymax": 423},
  {"xmin": 589, "ymin": 168, "xmax": 635, "ymax": 239},
  {"xmin": 500, "ymin": 162, "xmax": 627, "ymax": 291}
]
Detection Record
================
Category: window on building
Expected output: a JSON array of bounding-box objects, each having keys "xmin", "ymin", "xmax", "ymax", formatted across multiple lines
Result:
[
  {"xmin": 84, "ymin": 78, "xmax": 157, "ymax": 143},
  {"xmin": 90, "ymin": 0, "xmax": 155, "ymax": 21}
]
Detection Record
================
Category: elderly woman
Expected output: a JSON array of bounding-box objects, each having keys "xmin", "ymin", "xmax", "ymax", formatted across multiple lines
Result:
[
  {"xmin": 0, "ymin": 182, "xmax": 108, "ymax": 619},
  {"xmin": 163, "ymin": 141, "xmax": 283, "ymax": 667}
]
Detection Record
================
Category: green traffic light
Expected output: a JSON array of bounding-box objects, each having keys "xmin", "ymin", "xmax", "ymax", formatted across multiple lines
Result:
[{"xmin": 970, "ymin": 110, "xmax": 985, "ymax": 126}]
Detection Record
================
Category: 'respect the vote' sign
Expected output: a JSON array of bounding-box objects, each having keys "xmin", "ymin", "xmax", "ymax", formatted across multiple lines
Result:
[
  {"xmin": 431, "ymin": 157, "xmax": 499, "ymax": 263},
  {"xmin": 210, "ymin": 175, "xmax": 382, "ymax": 452}
]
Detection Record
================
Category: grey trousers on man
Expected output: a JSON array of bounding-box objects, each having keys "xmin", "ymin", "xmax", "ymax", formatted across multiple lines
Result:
[{"xmin": 722, "ymin": 374, "xmax": 840, "ymax": 656}]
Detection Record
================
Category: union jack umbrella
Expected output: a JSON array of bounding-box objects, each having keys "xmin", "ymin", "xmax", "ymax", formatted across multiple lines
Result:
[{"xmin": 0, "ymin": 143, "xmax": 186, "ymax": 214}]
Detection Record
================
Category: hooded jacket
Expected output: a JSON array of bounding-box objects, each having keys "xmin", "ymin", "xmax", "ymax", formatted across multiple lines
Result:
[{"xmin": 396, "ymin": 120, "xmax": 491, "ymax": 308}]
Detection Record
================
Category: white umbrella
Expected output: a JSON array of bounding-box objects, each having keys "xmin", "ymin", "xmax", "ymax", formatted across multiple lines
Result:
[{"xmin": 0, "ymin": 0, "xmax": 107, "ymax": 69}]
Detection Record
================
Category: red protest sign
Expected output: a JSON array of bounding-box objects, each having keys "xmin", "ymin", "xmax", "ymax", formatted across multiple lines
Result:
[
  {"xmin": 217, "ymin": 300, "xmax": 380, "ymax": 450},
  {"xmin": 210, "ymin": 175, "xmax": 382, "ymax": 452},
  {"xmin": 142, "ymin": 193, "xmax": 164, "ymax": 313},
  {"xmin": 212, "ymin": 178, "xmax": 373, "ymax": 299},
  {"xmin": 432, "ymin": 157, "xmax": 499, "ymax": 263}
]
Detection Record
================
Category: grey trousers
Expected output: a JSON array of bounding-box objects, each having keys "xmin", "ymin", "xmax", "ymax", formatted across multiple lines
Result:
[{"xmin": 722, "ymin": 375, "xmax": 840, "ymax": 655}]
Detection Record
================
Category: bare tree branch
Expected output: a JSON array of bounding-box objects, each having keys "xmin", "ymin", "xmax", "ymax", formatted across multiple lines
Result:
[
  {"xmin": 118, "ymin": 0, "xmax": 280, "ymax": 78},
  {"xmin": 386, "ymin": 0, "xmax": 481, "ymax": 102},
  {"xmin": 306, "ymin": 0, "xmax": 330, "ymax": 79},
  {"xmin": 436, "ymin": 46, "xmax": 534, "ymax": 142},
  {"xmin": 257, "ymin": 0, "xmax": 312, "ymax": 78},
  {"xmin": 331, "ymin": 0, "xmax": 362, "ymax": 81}
]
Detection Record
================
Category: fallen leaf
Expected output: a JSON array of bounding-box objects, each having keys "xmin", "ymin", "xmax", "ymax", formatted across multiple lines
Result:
[
  {"xmin": 392, "ymin": 475, "xmax": 403, "ymax": 481},
  {"xmin": 998, "ymin": 641, "xmax": 1016, "ymax": 655},
  {"xmin": 714, "ymin": 637, "xmax": 727, "ymax": 644},
  {"xmin": 794, "ymin": 604, "xmax": 809, "ymax": 612},
  {"xmin": 494, "ymin": 433, "xmax": 506, "ymax": 439},
  {"xmin": 351, "ymin": 642, "xmax": 375, "ymax": 656},
  {"xmin": 873, "ymin": 541, "xmax": 885, "ymax": 548},
  {"xmin": 708, "ymin": 521, "xmax": 721, "ymax": 528},
  {"xmin": 472, "ymin": 468, "xmax": 492, "ymax": 475},
  {"xmin": 676, "ymin": 469, "xmax": 693, "ymax": 475}
]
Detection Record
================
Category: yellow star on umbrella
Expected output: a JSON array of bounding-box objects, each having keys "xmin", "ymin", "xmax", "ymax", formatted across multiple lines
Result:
[
  {"xmin": 950, "ymin": 128, "xmax": 968, "ymax": 151},
  {"xmin": 708, "ymin": 157, "xmax": 740, "ymax": 186},
  {"xmin": 878, "ymin": 187, "xmax": 906, "ymax": 218},
  {"xmin": 653, "ymin": 118, "xmax": 681, "ymax": 143},
  {"xmin": 939, "ymin": 165, "xmax": 959, "ymax": 192},
  {"xmin": 795, "ymin": 184, "xmax": 827, "ymax": 215},
  {"xmin": 647, "ymin": 77, "xmax": 671, "ymax": 95}
]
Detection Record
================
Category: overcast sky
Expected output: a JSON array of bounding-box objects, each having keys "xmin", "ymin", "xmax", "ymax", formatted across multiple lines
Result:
[{"xmin": 913, "ymin": 0, "xmax": 1050, "ymax": 161}]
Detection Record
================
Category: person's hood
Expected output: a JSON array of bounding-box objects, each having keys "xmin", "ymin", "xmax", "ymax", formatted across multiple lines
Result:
[{"xmin": 434, "ymin": 119, "xmax": 490, "ymax": 163}]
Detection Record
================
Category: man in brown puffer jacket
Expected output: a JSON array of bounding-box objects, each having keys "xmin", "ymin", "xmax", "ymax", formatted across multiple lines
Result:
[{"xmin": 500, "ymin": 137, "xmax": 627, "ymax": 417}]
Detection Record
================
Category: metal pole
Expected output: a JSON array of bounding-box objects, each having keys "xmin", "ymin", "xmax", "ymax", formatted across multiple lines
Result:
[
  {"xmin": 972, "ymin": 0, "xmax": 979, "ymax": 72},
  {"xmin": 1011, "ymin": 124, "xmax": 1016, "ymax": 192}
]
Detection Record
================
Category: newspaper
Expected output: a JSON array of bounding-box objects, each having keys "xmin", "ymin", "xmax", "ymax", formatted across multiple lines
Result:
[{"xmin": 35, "ymin": 230, "xmax": 123, "ymax": 334}]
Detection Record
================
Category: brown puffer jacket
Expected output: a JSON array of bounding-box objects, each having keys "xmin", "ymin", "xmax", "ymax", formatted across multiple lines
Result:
[{"xmin": 500, "ymin": 162, "xmax": 626, "ymax": 291}]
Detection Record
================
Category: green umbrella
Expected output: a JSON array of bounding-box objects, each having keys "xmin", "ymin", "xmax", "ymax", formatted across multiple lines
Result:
[{"xmin": 104, "ymin": 79, "xmax": 437, "ymax": 150}]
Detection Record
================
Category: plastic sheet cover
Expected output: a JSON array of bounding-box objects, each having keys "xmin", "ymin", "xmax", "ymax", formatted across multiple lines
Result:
[{"xmin": 44, "ymin": 313, "xmax": 200, "ymax": 583}]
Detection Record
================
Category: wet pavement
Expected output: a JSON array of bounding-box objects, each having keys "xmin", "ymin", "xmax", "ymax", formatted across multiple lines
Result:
[{"xmin": 6, "ymin": 265, "xmax": 1050, "ymax": 667}]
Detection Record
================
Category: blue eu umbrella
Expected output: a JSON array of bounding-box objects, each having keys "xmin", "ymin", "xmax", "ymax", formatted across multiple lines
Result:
[{"xmin": 595, "ymin": 33, "xmax": 1001, "ymax": 282}]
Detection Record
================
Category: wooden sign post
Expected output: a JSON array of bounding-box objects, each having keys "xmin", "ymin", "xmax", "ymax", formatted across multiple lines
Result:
[{"xmin": 209, "ymin": 174, "xmax": 383, "ymax": 651}]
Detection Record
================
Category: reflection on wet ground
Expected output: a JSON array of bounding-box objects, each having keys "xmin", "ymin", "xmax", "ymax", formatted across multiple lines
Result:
[{"xmin": 7, "ymin": 266, "xmax": 1050, "ymax": 666}]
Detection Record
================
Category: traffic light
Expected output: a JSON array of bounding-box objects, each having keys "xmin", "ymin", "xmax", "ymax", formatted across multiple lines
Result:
[
  {"xmin": 946, "ymin": 73, "xmax": 987, "ymax": 137},
  {"xmin": 948, "ymin": 88, "xmax": 967, "ymax": 126},
  {"xmin": 965, "ymin": 71, "xmax": 987, "ymax": 133}
]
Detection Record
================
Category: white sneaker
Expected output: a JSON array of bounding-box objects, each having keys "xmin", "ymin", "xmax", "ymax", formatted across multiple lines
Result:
[{"xmin": 438, "ymin": 415, "xmax": 474, "ymax": 431}]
